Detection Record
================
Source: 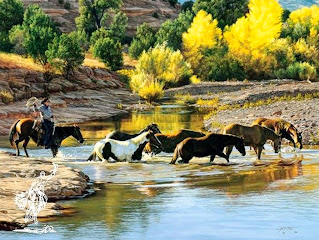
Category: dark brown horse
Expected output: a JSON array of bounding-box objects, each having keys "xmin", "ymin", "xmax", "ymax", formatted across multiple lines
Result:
[
  {"xmin": 252, "ymin": 117, "xmax": 302, "ymax": 149},
  {"xmin": 223, "ymin": 123, "xmax": 281, "ymax": 160},
  {"xmin": 9, "ymin": 118, "xmax": 84, "ymax": 157},
  {"xmin": 107, "ymin": 123, "xmax": 161, "ymax": 141},
  {"xmin": 170, "ymin": 133, "xmax": 246, "ymax": 164},
  {"xmin": 144, "ymin": 129, "xmax": 206, "ymax": 155}
]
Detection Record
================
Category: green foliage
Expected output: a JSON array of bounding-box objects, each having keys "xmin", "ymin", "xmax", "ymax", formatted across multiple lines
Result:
[
  {"xmin": 76, "ymin": 0, "xmax": 122, "ymax": 39},
  {"xmin": 46, "ymin": 33, "xmax": 85, "ymax": 78},
  {"xmin": 0, "ymin": 90, "xmax": 14, "ymax": 104},
  {"xmin": 155, "ymin": 10, "xmax": 194, "ymax": 50},
  {"xmin": 163, "ymin": 0, "xmax": 178, "ymax": 7},
  {"xmin": 92, "ymin": 37, "xmax": 123, "ymax": 70},
  {"xmin": 192, "ymin": 0, "xmax": 248, "ymax": 29},
  {"xmin": 9, "ymin": 25, "xmax": 26, "ymax": 55},
  {"xmin": 64, "ymin": 2, "xmax": 71, "ymax": 10},
  {"xmin": 107, "ymin": 11, "xmax": 128, "ymax": 43},
  {"xmin": 0, "ymin": 0, "xmax": 24, "ymax": 33},
  {"xmin": 129, "ymin": 23, "xmax": 156, "ymax": 59},
  {"xmin": 198, "ymin": 46, "xmax": 246, "ymax": 81},
  {"xmin": 23, "ymin": 4, "xmax": 59, "ymax": 65},
  {"xmin": 0, "ymin": 31, "xmax": 11, "ymax": 52},
  {"xmin": 275, "ymin": 62, "xmax": 317, "ymax": 80},
  {"xmin": 182, "ymin": 1, "xmax": 194, "ymax": 12}
]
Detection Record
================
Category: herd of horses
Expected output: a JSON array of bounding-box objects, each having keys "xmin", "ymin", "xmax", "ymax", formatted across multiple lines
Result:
[{"xmin": 8, "ymin": 117, "xmax": 303, "ymax": 164}]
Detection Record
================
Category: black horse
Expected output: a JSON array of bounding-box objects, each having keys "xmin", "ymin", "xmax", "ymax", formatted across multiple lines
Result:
[
  {"xmin": 107, "ymin": 123, "xmax": 161, "ymax": 141},
  {"xmin": 9, "ymin": 118, "xmax": 84, "ymax": 157},
  {"xmin": 170, "ymin": 133, "xmax": 246, "ymax": 164}
]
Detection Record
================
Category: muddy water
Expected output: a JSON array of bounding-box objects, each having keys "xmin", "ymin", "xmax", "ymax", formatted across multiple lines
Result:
[{"xmin": 1, "ymin": 105, "xmax": 319, "ymax": 240}]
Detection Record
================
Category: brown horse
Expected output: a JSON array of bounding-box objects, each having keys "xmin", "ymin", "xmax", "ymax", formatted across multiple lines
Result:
[
  {"xmin": 222, "ymin": 123, "xmax": 281, "ymax": 160},
  {"xmin": 170, "ymin": 133, "xmax": 246, "ymax": 164},
  {"xmin": 9, "ymin": 118, "xmax": 84, "ymax": 157},
  {"xmin": 252, "ymin": 117, "xmax": 302, "ymax": 149},
  {"xmin": 144, "ymin": 129, "xmax": 206, "ymax": 155}
]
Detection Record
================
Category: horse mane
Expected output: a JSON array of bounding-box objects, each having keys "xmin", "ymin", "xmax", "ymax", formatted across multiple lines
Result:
[
  {"xmin": 131, "ymin": 131, "xmax": 149, "ymax": 144},
  {"xmin": 262, "ymin": 126, "xmax": 279, "ymax": 140}
]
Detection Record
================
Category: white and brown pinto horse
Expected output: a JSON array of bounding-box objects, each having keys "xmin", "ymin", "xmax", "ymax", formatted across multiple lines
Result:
[{"xmin": 87, "ymin": 130, "xmax": 162, "ymax": 162}]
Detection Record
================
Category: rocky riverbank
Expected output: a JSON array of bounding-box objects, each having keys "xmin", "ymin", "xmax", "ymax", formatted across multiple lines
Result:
[
  {"xmin": 165, "ymin": 80, "xmax": 319, "ymax": 145},
  {"xmin": 0, "ymin": 151, "xmax": 90, "ymax": 231},
  {"xmin": 0, "ymin": 65, "xmax": 139, "ymax": 136}
]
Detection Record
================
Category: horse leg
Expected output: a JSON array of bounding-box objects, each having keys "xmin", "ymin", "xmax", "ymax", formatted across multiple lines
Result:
[
  {"xmin": 14, "ymin": 138, "xmax": 23, "ymax": 156},
  {"xmin": 257, "ymin": 146, "xmax": 263, "ymax": 160},
  {"xmin": 225, "ymin": 145, "xmax": 233, "ymax": 159},
  {"xmin": 87, "ymin": 151, "xmax": 96, "ymax": 161},
  {"xmin": 210, "ymin": 155, "xmax": 216, "ymax": 163},
  {"xmin": 23, "ymin": 137, "xmax": 30, "ymax": 157},
  {"xmin": 215, "ymin": 151, "xmax": 229, "ymax": 162},
  {"xmin": 51, "ymin": 147, "xmax": 58, "ymax": 158}
]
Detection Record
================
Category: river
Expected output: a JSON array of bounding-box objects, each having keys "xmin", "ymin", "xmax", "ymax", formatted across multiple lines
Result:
[{"xmin": 0, "ymin": 104, "xmax": 318, "ymax": 240}]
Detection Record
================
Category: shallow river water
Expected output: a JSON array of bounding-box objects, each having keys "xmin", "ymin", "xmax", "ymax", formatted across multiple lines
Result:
[{"xmin": 1, "ymin": 105, "xmax": 319, "ymax": 240}]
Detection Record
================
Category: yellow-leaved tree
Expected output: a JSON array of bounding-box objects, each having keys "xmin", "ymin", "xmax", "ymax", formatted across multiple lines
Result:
[
  {"xmin": 130, "ymin": 44, "xmax": 192, "ymax": 103},
  {"xmin": 182, "ymin": 10, "xmax": 222, "ymax": 69},
  {"xmin": 224, "ymin": 0, "xmax": 283, "ymax": 78}
]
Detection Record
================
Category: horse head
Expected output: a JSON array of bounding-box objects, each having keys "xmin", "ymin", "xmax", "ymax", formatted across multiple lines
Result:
[
  {"xmin": 146, "ymin": 130, "xmax": 162, "ymax": 149},
  {"xmin": 147, "ymin": 123, "xmax": 161, "ymax": 134},
  {"xmin": 296, "ymin": 132, "xmax": 303, "ymax": 149},
  {"xmin": 235, "ymin": 137, "xmax": 246, "ymax": 156},
  {"xmin": 290, "ymin": 126, "xmax": 303, "ymax": 149},
  {"xmin": 72, "ymin": 124, "xmax": 84, "ymax": 143},
  {"xmin": 273, "ymin": 133, "xmax": 282, "ymax": 153}
]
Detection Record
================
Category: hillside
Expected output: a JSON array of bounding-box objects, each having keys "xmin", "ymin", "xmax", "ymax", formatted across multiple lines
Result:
[{"xmin": 21, "ymin": 0, "xmax": 180, "ymax": 35}]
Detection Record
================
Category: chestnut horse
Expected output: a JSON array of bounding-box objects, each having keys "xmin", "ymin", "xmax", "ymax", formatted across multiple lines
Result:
[
  {"xmin": 144, "ymin": 129, "xmax": 206, "ymax": 155},
  {"xmin": 252, "ymin": 117, "xmax": 302, "ymax": 149},
  {"xmin": 170, "ymin": 133, "xmax": 246, "ymax": 164},
  {"xmin": 9, "ymin": 118, "xmax": 84, "ymax": 157},
  {"xmin": 223, "ymin": 123, "xmax": 281, "ymax": 160},
  {"xmin": 87, "ymin": 130, "xmax": 162, "ymax": 162}
]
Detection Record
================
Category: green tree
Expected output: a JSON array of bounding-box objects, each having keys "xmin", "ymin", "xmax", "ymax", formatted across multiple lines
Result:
[
  {"xmin": 92, "ymin": 37, "xmax": 123, "ymax": 70},
  {"xmin": 0, "ymin": 0, "xmax": 24, "ymax": 32},
  {"xmin": 193, "ymin": 0, "xmax": 248, "ymax": 29},
  {"xmin": 0, "ymin": 0, "xmax": 24, "ymax": 52},
  {"xmin": 46, "ymin": 33, "xmax": 85, "ymax": 78},
  {"xmin": 76, "ymin": 0, "xmax": 122, "ymax": 39},
  {"xmin": 129, "ymin": 23, "xmax": 156, "ymax": 59},
  {"xmin": 155, "ymin": 10, "xmax": 193, "ymax": 50},
  {"xmin": 181, "ymin": 1, "xmax": 194, "ymax": 12},
  {"xmin": 9, "ymin": 25, "xmax": 26, "ymax": 54},
  {"xmin": 23, "ymin": 4, "xmax": 59, "ymax": 64},
  {"xmin": 90, "ymin": 11, "xmax": 128, "ymax": 45}
]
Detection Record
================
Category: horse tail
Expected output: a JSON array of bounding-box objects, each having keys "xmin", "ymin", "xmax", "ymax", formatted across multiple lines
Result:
[
  {"xmin": 170, "ymin": 146, "xmax": 180, "ymax": 164},
  {"xmin": 9, "ymin": 120, "xmax": 20, "ymax": 149}
]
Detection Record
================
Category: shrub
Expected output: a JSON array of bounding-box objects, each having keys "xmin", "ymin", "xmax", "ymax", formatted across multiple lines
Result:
[
  {"xmin": 192, "ymin": 0, "xmax": 248, "ymax": 29},
  {"xmin": 64, "ymin": 2, "xmax": 71, "ymax": 9},
  {"xmin": 198, "ymin": 47, "xmax": 246, "ymax": 81},
  {"xmin": 156, "ymin": 10, "xmax": 193, "ymax": 51},
  {"xmin": 0, "ymin": 90, "xmax": 14, "ymax": 104},
  {"xmin": 46, "ymin": 33, "xmax": 85, "ymax": 78},
  {"xmin": 0, "ymin": 31, "xmax": 11, "ymax": 52},
  {"xmin": 129, "ymin": 23, "xmax": 156, "ymax": 59},
  {"xmin": 130, "ymin": 44, "xmax": 192, "ymax": 102},
  {"xmin": 92, "ymin": 37, "xmax": 123, "ymax": 70},
  {"xmin": 283, "ymin": 62, "xmax": 317, "ymax": 80},
  {"xmin": 9, "ymin": 25, "xmax": 26, "ymax": 55}
]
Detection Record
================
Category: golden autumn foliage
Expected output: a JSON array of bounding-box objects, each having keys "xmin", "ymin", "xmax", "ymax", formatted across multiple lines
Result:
[
  {"xmin": 130, "ymin": 44, "xmax": 192, "ymax": 103},
  {"xmin": 223, "ymin": 0, "xmax": 283, "ymax": 78},
  {"xmin": 289, "ymin": 5, "xmax": 319, "ymax": 26},
  {"xmin": 182, "ymin": 10, "xmax": 222, "ymax": 68}
]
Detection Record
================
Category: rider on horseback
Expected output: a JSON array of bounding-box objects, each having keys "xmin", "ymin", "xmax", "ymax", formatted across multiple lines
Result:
[{"xmin": 33, "ymin": 97, "xmax": 54, "ymax": 149}]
